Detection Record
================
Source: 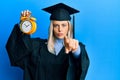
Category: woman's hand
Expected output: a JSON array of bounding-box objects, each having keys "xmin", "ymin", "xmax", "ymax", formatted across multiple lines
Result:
[
  {"xmin": 21, "ymin": 10, "xmax": 31, "ymax": 18},
  {"xmin": 64, "ymin": 36, "xmax": 79, "ymax": 54}
]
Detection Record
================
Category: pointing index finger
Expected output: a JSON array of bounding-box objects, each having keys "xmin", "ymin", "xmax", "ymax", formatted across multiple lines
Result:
[{"xmin": 64, "ymin": 36, "xmax": 70, "ymax": 45}]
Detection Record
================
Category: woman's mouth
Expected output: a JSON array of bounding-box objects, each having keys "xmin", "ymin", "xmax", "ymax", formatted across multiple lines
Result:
[{"xmin": 57, "ymin": 33, "xmax": 63, "ymax": 36}]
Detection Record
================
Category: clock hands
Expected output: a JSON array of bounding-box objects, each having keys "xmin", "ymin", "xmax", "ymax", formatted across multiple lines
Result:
[{"xmin": 24, "ymin": 24, "xmax": 30, "ymax": 28}]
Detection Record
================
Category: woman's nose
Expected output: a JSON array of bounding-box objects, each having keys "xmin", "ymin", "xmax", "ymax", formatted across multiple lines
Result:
[{"xmin": 58, "ymin": 26, "xmax": 62, "ymax": 32}]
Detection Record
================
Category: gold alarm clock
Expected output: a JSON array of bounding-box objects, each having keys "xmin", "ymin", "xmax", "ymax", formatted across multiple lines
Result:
[{"xmin": 20, "ymin": 17, "xmax": 37, "ymax": 34}]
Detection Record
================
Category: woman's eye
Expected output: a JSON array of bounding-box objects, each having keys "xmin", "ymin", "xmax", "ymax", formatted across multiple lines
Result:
[
  {"xmin": 62, "ymin": 24, "xmax": 66, "ymax": 27},
  {"xmin": 53, "ymin": 24, "xmax": 58, "ymax": 27}
]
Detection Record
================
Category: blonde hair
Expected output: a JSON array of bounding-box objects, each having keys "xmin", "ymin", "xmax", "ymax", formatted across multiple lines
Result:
[{"xmin": 47, "ymin": 20, "xmax": 73, "ymax": 54}]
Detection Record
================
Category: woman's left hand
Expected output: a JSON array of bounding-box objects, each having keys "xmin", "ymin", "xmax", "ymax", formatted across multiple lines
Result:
[{"xmin": 64, "ymin": 36, "xmax": 79, "ymax": 54}]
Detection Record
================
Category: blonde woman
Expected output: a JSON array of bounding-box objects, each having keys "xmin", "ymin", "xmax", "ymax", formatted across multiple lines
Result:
[{"xmin": 6, "ymin": 3, "xmax": 89, "ymax": 80}]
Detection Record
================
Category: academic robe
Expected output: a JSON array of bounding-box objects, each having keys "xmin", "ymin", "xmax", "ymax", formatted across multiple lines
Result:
[{"xmin": 6, "ymin": 24, "xmax": 90, "ymax": 80}]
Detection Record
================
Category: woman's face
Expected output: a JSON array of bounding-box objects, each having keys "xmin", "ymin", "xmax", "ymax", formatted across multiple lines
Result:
[{"xmin": 53, "ymin": 20, "xmax": 69, "ymax": 39}]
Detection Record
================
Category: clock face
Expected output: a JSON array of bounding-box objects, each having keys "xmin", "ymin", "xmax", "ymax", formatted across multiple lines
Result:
[{"xmin": 21, "ymin": 21, "xmax": 32, "ymax": 33}]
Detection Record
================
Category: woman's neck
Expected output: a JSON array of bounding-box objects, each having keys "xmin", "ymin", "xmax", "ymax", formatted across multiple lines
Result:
[{"xmin": 55, "ymin": 38, "xmax": 64, "ymax": 43}]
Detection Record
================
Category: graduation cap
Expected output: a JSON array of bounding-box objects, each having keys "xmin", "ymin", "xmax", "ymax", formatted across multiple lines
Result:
[{"xmin": 42, "ymin": 3, "xmax": 80, "ymax": 38}]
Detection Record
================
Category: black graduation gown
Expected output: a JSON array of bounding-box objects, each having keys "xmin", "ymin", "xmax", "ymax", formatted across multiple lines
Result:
[{"xmin": 6, "ymin": 24, "xmax": 90, "ymax": 80}]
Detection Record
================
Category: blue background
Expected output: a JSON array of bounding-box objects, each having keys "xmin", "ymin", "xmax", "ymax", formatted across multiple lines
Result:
[{"xmin": 0, "ymin": 0, "xmax": 120, "ymax": 80}]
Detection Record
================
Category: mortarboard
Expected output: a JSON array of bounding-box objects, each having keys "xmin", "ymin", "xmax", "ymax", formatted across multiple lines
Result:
[{"xmin": 42, "ymin": 3, "xmax": 80, "ymax": 38}]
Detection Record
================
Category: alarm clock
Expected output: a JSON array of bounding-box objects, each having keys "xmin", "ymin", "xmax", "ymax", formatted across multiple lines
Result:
[{"xmin": 20, "ymin": 17, "xmax": 37, "ymax": 34}]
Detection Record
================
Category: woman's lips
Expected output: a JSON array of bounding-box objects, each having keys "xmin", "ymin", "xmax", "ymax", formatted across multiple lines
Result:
[{"xmin": 57, "ymin": 33, "xmax": 63, "ymax": 36}]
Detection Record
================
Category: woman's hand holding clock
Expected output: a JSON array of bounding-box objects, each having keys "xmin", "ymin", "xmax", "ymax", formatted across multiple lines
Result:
[{"xmin": 21, "ymin": 10, "xmax": 31, "ymax": 18}]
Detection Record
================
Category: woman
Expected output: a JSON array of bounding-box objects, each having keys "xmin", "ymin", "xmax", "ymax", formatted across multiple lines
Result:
[{"xmin": 6, "ymin": 3, "xmax": 89, "ymax": 80}]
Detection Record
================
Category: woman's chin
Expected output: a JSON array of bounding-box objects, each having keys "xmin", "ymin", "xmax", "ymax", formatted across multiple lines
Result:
[{"xmin": 56, "ymin": 36, "xmax": 64, "ymax": 39}]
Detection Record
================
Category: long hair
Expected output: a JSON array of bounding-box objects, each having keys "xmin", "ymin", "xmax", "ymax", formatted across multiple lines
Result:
[{"xmin": 47, "ymin": 20, "xmax": 73, "ymax": 54}]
